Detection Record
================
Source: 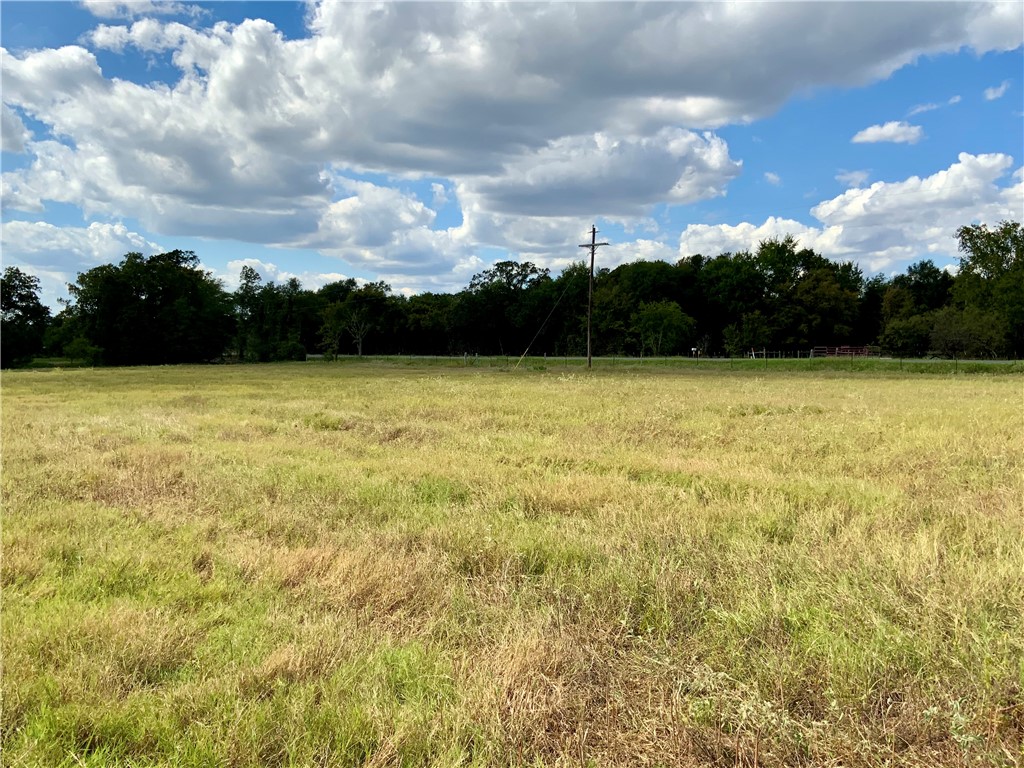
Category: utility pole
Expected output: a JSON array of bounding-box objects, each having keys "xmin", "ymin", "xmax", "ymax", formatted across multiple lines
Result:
[{"xmin": 579, "ymin": 225, "xmax": 609, "ymax": 370}]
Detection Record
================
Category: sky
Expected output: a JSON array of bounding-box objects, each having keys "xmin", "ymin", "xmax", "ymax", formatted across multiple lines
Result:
[{"xmin": 2, "ymin": 1, "xmax": 1023, "ymax": 309}]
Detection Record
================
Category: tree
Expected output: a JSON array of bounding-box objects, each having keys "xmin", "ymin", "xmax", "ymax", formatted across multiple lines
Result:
[
  {"xmin": 698, "ymin": 251, "xmax": 765, "ymax": 353},
  {"xmin": 233, "ymin": 266, "xmax": 263, "ymax": 361},
  {"xmin": 404, "ymin": 292, "xmax": 457, "ymax": 354},
  {"xmin": 456, "ymin": 261, "xmax": 551, "ymax": 355},
  {"xmin": 955, "ymin": 221, "xmax": 1023, "ymax": 282},
  {"xmin": 901, "ymin": 260, "xmax": 954, "ymax": 313},
  {"xmin": 468, "ymin": 261, "xmax": 548, "ymax": 292},
  {"xmin": 879, "ymin": 314, "xmax": 932, "ymax": 358},
  {"xmin": 856, "ymin": 274, "xmax": 889, "ymax": 344},
  {"xmin": 632, "ymin": 300, "xmax": 694, "ymax": 356},
  {"xmin": 722, "ymin": 311, "xmax": 770, "ymax": 357},
  {"xmin": 63, "ymin": 336, "xmax": 102, "ymax": 366},
  {"xmin": 320, "ymin": 282, "xmax": 391, "ymax": 357},
  {"xmin": 64, "ymin": 250, "xmax": 232, "ymax": 365},
  {"xmin": 790, "ymin": 262, "xmax": 860, "ymax": 346},
  {"xmin": 930, "ymin": 306, "xmax": 1003, "ymax": 359},
  {"xmin": 881, "ymin": 283, "xmax": 915, "ymax": 324},
  {"xmin": 1, "ymin": 267, "xmax": 51, "ymax": 367},
  {"xmin": 953, "ymin": 221, "xmax": 1023, "ymax": 356},
  {"xmin": 750, "ymin": 239, "xmax": 864, "ymax": 349}
]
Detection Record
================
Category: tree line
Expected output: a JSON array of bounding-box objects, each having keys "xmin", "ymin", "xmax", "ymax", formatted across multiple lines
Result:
[{"xmin": 2, "ymin": 221, "xmax": 1021, "ymax": 368}]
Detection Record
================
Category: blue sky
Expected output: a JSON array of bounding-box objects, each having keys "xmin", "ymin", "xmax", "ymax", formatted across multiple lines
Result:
[{"xmin": 2, "ymin": 1, "xmax": 1022, "ymax": 307}]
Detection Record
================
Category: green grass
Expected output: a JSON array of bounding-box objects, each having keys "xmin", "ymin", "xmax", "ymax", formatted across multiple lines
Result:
[
  {"xmin": 330, "ymin": 354, "xmax": 1024, "ymax": 376},
  {"xmin": 2, "ymin": 363, "xmax": 1022, "ymax": 766}
]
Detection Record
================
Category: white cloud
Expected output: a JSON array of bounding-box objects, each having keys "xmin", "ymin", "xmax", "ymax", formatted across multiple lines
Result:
[
  {"xmin": 215, "ymin": 258, "xmax": 354, "ymax": 292},
  {"xmin": 86, "ymin": 24, "xmax": 132, "ymax": 52},
  {"xmin": 679, "ymin": 153, "xmax": 1022, "ymax": 273},
  {"xmin": 0, "ymin": 220, "xmax": 162, "ymax": 272},
  {"xmin": 311, "ymin": 178, "xmax": 437, "ymax": 251},
  {"xmin": 1, "ymin": 104, "xmax": 31, "ymax": 153},
  {"xmin": 2, "ymin": 2, "xmax": 1022, "ymax": 284},
  {"xmin": 0, "ymin": 220, "xmax": 163, "ymax": 307},
  {"xmin": 984, "ymin": 80, "xmax": 1011, "ymax": 100},
  {"xmin": 601, "ymin": 239, "xmax": 681, "ymax": 271},
  {"xmin": 431, "ymin": 183, "xmax": 449, "ymax": 208},
  {"xmin": 948, "ymin": 95, "xmax": 961, "ymax": 105},
  {"xmin": 964, "ymin": 1, "xmax": 1024, "ymax": 50},
  {"xmin": 452, "ymin": 198, "xmax": 634, "ymax": 279},
  {"xmin": 295, "ymin": 178, "xmax": 477, "ymax": 293},
  {"xmin": 835, "ymin": 169, "xmax": 871, "ymax": 188},
  {"xmin": 851, "ymin": 121, "xmax": 924, "ymax": 144},
  {"xmin": 764, "ymin": 172, "xmax": 781, "ymax": 186},
  {"xmin": 679, "ymin": 217, "xmax": 844, "ymax": 259},
  {"xmin": 461, "ymin": 129, "xmax": 741, "ymax": 218}
]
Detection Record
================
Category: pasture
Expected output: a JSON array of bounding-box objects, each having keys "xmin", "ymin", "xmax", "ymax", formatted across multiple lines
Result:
[{"xmin": 2, "ymin": 362, "xmax": 1022, "ymax": 766}]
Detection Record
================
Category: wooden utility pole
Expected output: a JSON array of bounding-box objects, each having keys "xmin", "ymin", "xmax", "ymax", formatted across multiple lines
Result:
[{"xmin": 579, "ymin": 225, "xmax": 609, "ymax": 370}]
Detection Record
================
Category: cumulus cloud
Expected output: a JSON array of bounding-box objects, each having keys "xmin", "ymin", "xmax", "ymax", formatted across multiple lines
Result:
[
  {"xmin": 311, "ymin": 179, "xmax": 436, "ymax": 249},
  {"xmin": 463, "ymin": 129, "xmax": 741, "ymax": 218},
  {"xmin": 0, "ymin": 220, "xmax": 163, "ymax": 307},
  {"xmin": 851, "ymin": 121, "xmax": 924, "ymax": 144},
  {"xmin": 431, "ymin": 183, "xmax": 449, "ymax": 208},
  {"xmin": 679, "ymin": 217, "xmax": 844, "ymax": 260},
  {"xmin": 984, "ymin": 79, "xmax": 1011, "ymax": 100},
  {"xmin": 764, "ymin": 172, "xmax": 781, "ymax": 186},
  {"xmin": 0, "ymin": 219, "xmax": 162, "ymax": 272},
  {"xmin": 1, "ymin": 104, "xmax": 31, "ymax": 153},
  {"xmin": 601, "ymin": 239, "xmax": 681, "ymax": 271},
  {"xmin": 451, "ymin": 205, "xmax": 591, "ymax": 268},
  {"xmin": 293, "ymin": 177, "xmax": 479, "ymax": 292},
  {"xmin": 214, "ymin": 258, "xmax": 354, "ymax": 292},
  {"xmin": 679, "ymin": 153, "xmax": 1022, "ymax": 273},
  {"xmin": 2, "ymin": 2, "xmax": 1022, "ymax": 282}
]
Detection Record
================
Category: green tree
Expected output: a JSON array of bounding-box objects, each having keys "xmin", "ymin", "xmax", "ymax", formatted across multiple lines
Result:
[
  {"xmin": 901, "ymin": 260, "xmax": 954, "ymax": 313},
  {"xmin": 468, "ymin": 260, "xmax": 549, "ymax": 292},
  {"xmin": 879, "ymin": 314, "xmax": 933, "ymax": 358},
  {"xmin": 1, "ymin": 267, "xmax": 50, "ymax": 367},
  {"xmin": 856, "ymin": 274, "xmax": 889, "ymax": 344},
  {"xmin": 65, "ymin": 251, "xmax": 232, "ymax": 365},
  {"xmin": 698, "ymin": 251, "xmax": 765, "ymax": 353},
  {"xmin": 320, "ymin": 282, "xmax": 391, "ymax": 357},
  {"xmin": 63, "ymin": 336, "xmax": 102, "ymax": 366},
  {"xmin": 930, "ymin": 306, "xmax": 1003, "ymax": 359},
  {"xmin": 790, "ymin": 262, "xmax": 861, "ymax": 346},
  {"xmin": 455, "ymin": 261, "xmax": 551, "ymax": 355},
  {"xmin": 632, "ymin": 300, "xmax": 694, "ymax": 356},
  {"xmin": 953, "ymin": 221, "xmax": 1023, "ymax": 356},
  {"xmin": 722, "ymin": 311, "xmax": 770, "ymax": 357},
  {"xmin": 233, "ymin": 265, "xmax": 263, "ymax": 361},
  {"xmin": 955, "ymin": 221, "xmax": 1023, "ymax": 282},
  {"xmin": 404, "ymin": 292, "xmax": 457, "ymax": 354}
]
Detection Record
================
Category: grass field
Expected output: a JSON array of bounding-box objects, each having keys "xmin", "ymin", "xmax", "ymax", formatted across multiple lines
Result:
[{"xmin": 2, "ymin": 362, "xmax": 1022, "ymax": 766}]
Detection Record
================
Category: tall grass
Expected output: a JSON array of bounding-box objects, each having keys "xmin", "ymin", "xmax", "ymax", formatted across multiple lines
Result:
[{"xmin": 2, "ymin": 363, "xmax": 1022, "ymax": 766}]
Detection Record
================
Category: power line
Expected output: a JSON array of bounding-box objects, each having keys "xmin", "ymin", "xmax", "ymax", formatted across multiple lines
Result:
[{"xmin": 512, "ymin": 271, "xmax": 580, "ymax": 371}]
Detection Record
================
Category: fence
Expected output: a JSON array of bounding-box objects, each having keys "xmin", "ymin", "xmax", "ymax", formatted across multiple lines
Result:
[{"xmin": 809, "ymin": 346, "xmax": 879, "ymax": 358}]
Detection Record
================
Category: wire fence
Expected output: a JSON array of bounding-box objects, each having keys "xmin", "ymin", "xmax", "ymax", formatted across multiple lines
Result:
[{"xmin": 305, "ymin": 353, "xmax": 1021, "ymax": 373}]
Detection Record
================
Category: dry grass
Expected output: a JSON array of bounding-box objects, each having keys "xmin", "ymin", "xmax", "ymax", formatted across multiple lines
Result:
[{"xmin": 2, "ymin": 362, "xmax": 1022, "ymax": 766}]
